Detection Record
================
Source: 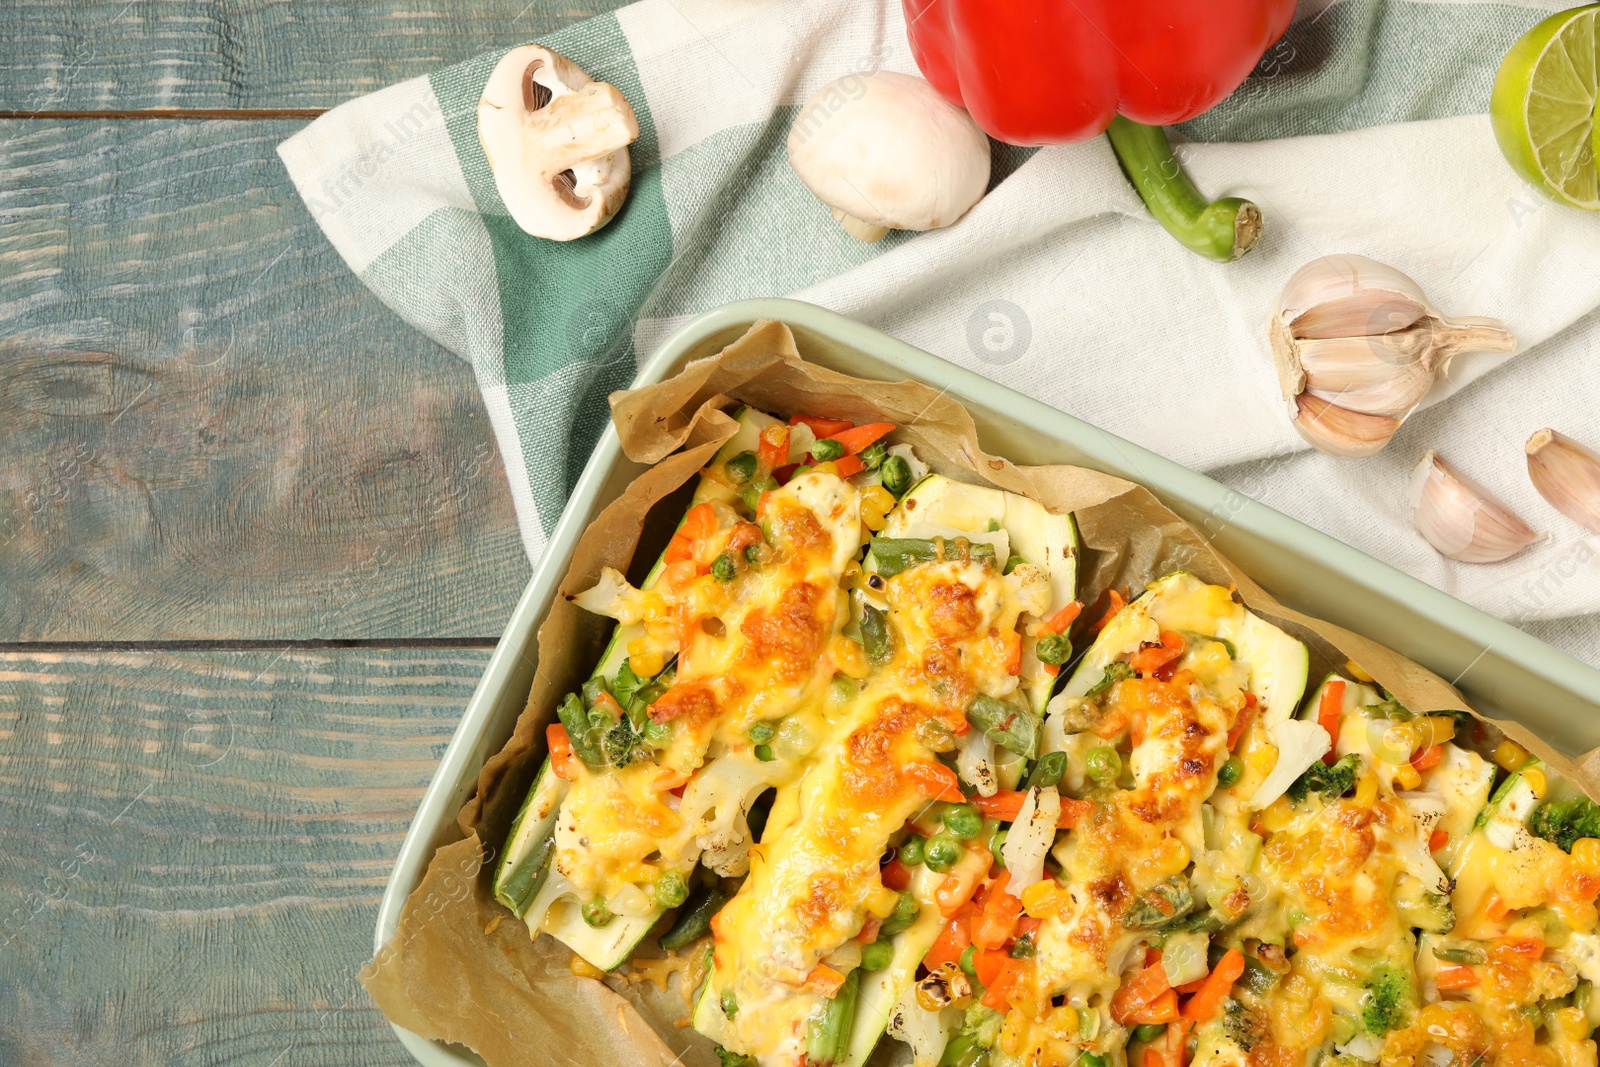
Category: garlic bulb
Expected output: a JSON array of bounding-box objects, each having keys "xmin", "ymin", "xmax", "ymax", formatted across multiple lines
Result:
[
  {"xmin": 1271, "ymin": 255, "xmax": 1517, "ymax": 458},
  {"xmin": 1410, "ymin": 451, "xmax": 1540, "ymax": 563},
  {"xmin": 1527, "ymin": 429, "xmax": 1600, "ymax": 534}
]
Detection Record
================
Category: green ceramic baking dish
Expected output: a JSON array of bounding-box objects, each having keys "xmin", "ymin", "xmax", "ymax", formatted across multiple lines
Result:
[{"xmin": 376, "ymin": 297, "xmax": 1600, "ymax": 1067}]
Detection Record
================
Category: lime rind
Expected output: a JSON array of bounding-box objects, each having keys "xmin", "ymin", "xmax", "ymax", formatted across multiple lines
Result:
[{"xmin": 1491, "ymin": 5, "xmax": 1600, "ymax": 211}]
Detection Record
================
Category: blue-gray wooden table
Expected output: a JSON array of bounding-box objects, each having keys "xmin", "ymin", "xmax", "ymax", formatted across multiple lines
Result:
[{"xmin": 0, "ymin": 4, "xmax": 619, "ymax": 1061}]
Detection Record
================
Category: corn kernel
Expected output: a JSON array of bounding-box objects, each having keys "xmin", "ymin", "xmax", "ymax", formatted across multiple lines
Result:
[
  {"xmin": 1495, "ymin": 740, "xmax": 1530, "ymax": 771},
  {"xmin": 866, "ymin": 884, "xmax": 901, "ymax": 918},
  {"xmin": 630, "ymin": 646, "xmax": 665, "ymax": 678},
  {"xmin": 569, "ymin": 953, "xmax": 606, "ymax": 979},
  {"xmin": 841, "ymin": 559, "xmax": 863, "ymax": 590},
  {"xmin": 1419, "ymin": 715, "xmax": 1458, "ymax": 748},
  {"xmin": 1355, "ymin": 772, "xmax": 1380, "ymax": 809},
  {"xmin": 1572, "ymin": 838, "xmax": 1600, "ymax": 876},
  {"xmin": 1246, "ymin": 747, "xmax": 1278, "ymax": 778},
  {"xmin": 862, "ymin": 509, "xmax": 889, "ymax": 534},
  {"xmin": 1393, "ymin": 762, "xmax": 1422, "ymax": 791},
  {"xmin": 1259, "ymin": 797, "xmax": 1296, "ymax": 834},
  {"xmin": 812, "ymin": 461, "xmax": 839, "ymax": 477},
  {"xmin": 1345, "ymin": 659, "xmax": 1376, "ymax": 684},
  {"xmin": 1524, "ymin": 766, "xmax": 1548, "ymax": 799},
  {"xmin": 1553, "ymin": 1006, "xmax": 1589, "ymax": 1043}
]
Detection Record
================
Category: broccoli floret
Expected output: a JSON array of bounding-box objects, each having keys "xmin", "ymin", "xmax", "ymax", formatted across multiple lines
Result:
[
  {"xmin": 1287, "ymin": 753, "xmax": 1361, "ymax": 804},
  {"xmin": 1360, "ymin": 967, "xmax": 1411, "ymax": 1035},
  {"xmin": 1396, "ymin": 890, "xmax": 1456, "ymax": 935},
  {"xmin": 715, "ymin": 1048, "xmax": 755, "ymax": 1067},
  {"xmin": 1529, "ymin": 796, "xmax": 1600, "ymax": 853},
  {"xmin": 962, "ymin": 1004, "xmax": 1005, "ymax": 1049},
  {"xmin": 1222, "ymin": 999, "xmax": 1267, "ymax": 1052}
]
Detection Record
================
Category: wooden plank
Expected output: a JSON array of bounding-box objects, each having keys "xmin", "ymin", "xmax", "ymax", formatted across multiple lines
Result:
[
  {"xmin": 0, "ymin": 647, "xmax": 491, "ymax": 1066},
  {"xmin": 0, "ymin": 0, "xmax": 623, "ymax": 113},
  {"xmin": 0, "ymin": 117, "xmax": 531, "ymax": 641}
]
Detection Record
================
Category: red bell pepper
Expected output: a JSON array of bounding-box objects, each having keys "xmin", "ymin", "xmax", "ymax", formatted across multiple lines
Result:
[{"xmin": 903, "ymin": 0, "xmax": 1295, "ymax": 262}]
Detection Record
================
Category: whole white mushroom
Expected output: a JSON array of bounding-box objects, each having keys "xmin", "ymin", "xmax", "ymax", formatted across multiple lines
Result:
[
  {"xmin": 787, "ymin": 70, "xmax": 990, "ymax": 242},
  {"xmin": 477, "ymin": 44, "xmax": 640, "ymax": 241}
]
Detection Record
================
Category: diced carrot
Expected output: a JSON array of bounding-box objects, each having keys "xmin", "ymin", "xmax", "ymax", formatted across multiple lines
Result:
[
  {"xmin": 664, "ymin": 502, "xmax": 719, "ymax": 564},
  {"xmin": 937, "ymin": 846, "xmax": 993, "ymax": 917},
  {"xmin": 1429, "ymin": 828, "xmax": 1449, "ymax": 852},
  {"xmin": 1094, "ymin": 707, "xmax": 1130, "ymax": 740},
  {"xmin": 1130, "ymin": 631, "xmax": 1186, "ymax": 676},
  {"xmin": 757, "ymin": 423, "xmax": 790, "ymax": 471},
  {"xmin": 832, "ymin": 453, "xmax": 865, "ymax": 479},
  {"xmin": 1146, "ymin": 948, "xmax": 1163, "ymax": 967},
  {"xmin": 547, "ymin": 724, "xmax": 577, "ymax": 780},
  {"xmin": 1045, "ymin": 601, "xmax": 1084, "ymax": 634},
  {"xmin": 1144, "ymin": 1023, "xmax": 1183, "ymax": 1067},
  {"xmin": 593, "ymin": 691, "xmax": 625, "ymax": 718},
  {"xmin": 1226, "ymin": 700, "xmax": 1257, "ymax": 750},
  {"xmin": 1180, "ymin": 949, "xmax": 1245, "ymax": 1031},
  {"xmin": 802, "ymin": 963, "xmax": 846, "ymax": 997},
  {"xmin": 1486, "ymin": 893, "xmax": 1511, "ymax": 922},
  {"xmin": 1412, "ymin": 744, "xmax": 1444, "ymax": 772},
  {"xmin": 858, "ymin": 915, "xmax": 882, "ymax": 944},
  {"xmin": 1044, "ymin": 664, "xmax": 1059, "ymax": 676},
  {"xmin": 907, "ymin": 761, "xmax": 965, "ymax": 802},
  {"xmin": 1003, "ymin": 630, "xmax": 1023, "ymax": 677},
  {"xmin": 1016, "ymin": 915, "xmax": 1041, "ymax": 938},
  {"xmin": 1318, "ymin": 680, "xmax": 1346, "ymax": 765},
  {"xmin": 1504, "ymin": 936, "xmax": 1544, "ymax": 959},
  {"xmin": 1132, "ymin": 989, "xmax": 1180, "ymax": 1024},
  {"xmin": 1058, "ymin": 798, "xmax": 1093, "ymax": 829},
  {"xmin": 976, "ymin": 953, "xmax": 1028, "ymax": 1011},
  {"xmin": 1111, "ymin": 963, "xmax": 1172, "ymax": 1024},
  {"xmin": 974, "ymin": 790, "xmax": 1026, "ymax": 821},
  {"xmin": 972, "ymin": 872, "xmax": 1023, "ymax": 949},
  {"xmin": 923, "ymin": 916, "xmax": 971, "ymax": 972},
  {"xmin": 1435, "ymin": 965, "xmax": 1478, "ymax": 990},
  {"xmin": 772, "ymin": 462, "xmax": 800, "ymax": 485},
  {"xmin": 881, "ymin": 857, "xmax": 911, "ymax": 891},
  {"xmin": 789, "ymin": 413, "xmax": 853, "ymax": 438},
  {"xmin": 824, "ymin": 421, "xmax": 895, "ymax": 456},
  {"xmin": 1088, "ymin": 589, "xmax": 1126, "ymax": 635}
]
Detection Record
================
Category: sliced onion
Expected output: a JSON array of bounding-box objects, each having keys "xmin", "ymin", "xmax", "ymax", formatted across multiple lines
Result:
[
  {"xmin": 1247, "ymin": 719, "xmax": 1331, "ymax": 809},
  {"xmin": 956, "ymin": 729, "xmax": 998, "ymax": 797},
  {"xmin": 1002, "ymin": 786, "xmax": 1060, "ymax": 896}
]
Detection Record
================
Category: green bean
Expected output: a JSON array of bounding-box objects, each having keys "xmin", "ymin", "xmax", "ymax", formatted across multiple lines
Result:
[
  {"xmin": 1133, "ymin": 1024, "xmax": 1167, "ymax": 1044},
  {"xmin": 869, "ymin": 536, "xmax": 996, "ymax": 577},
  {"xmin": 966, "ymin": 694, "xmax": 1041, "ymax": 759},
  {"xmin": 1027, "ymin": 751, "xmax": 1067, "ymax": 789},
  {"xmin": 989, "ymin": 828, "xmax": 1008, "ymax": 866},
  {"xmin": 1003, "ymin": 554, "xmax": 1026, "ymax": 575},
  {"xmin": 1434, "ymin": 944, "xmax": 1488, "ymax": 965},
  {"xmin": 959, "ymin": 945, "xmax": 978, "ymax": 976},
  {"xmin": 937, "ymin": 1032, "xmax": 988, "ymax": 1067},
  {"xmin": 862, "ymin": 940, "xmax": 893, "ymax": 971},
  {"xmin": 721, "ymin": 989, "xmax": 739, "ymax": 1019},
  {"xmin": 806, "ymin": 966, "xmax": 859, "ymax": 1067},
  {"xmin": 724, "ymin": 451, "xmax": 758, "ymax": 485},
  {"xmin": 879, "ymin": 891, "xmax": 920, "ymax": 936},
  {"xmin": 860, "ymin": 603, "xmax": 891, "ymax": 664},
  {"xmin": 658, "ymin": 886, "xmax": 730, "ymax": 951}
]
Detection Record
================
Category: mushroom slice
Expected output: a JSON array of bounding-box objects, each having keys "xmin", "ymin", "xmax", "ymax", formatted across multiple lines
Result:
[
  {"xmin": 787, "ymin": 70, "xmax": 990, "ymax": 242},
  {"xmin": 477, "ymin": 44, "xmax": 640, "ymax": 241}
]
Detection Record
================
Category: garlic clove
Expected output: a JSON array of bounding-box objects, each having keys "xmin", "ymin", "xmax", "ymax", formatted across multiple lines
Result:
[
  {"xmin": 1297, "ymin": 335, "xmax": 1437, "ymax": 416},
  {"xmin": 1410, "ymin": 451, "xmax": 1541, "ymax": 563},
  {"xmin": 1527, "ymin": 428, "xmax": 1600, "ymax": 534},
  {"xmin": 1292, "ymin": 393, "xmax": 1401, "ymax": 459},
  {"xmin": 1280, "ymin": 255, "xmax": 1431, "ymax": 340}
]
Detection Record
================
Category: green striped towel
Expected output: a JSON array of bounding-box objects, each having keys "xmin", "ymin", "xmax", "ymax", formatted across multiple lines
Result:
[{"xmin": 278, "ymin": 0, "xmax": 1600, "ymax": 663}]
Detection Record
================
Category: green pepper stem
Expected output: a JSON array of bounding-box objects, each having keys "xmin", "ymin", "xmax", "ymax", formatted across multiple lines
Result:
[{"xmin": 1105, "ymin": 116, "xmax": 1262, "ymax": 263}]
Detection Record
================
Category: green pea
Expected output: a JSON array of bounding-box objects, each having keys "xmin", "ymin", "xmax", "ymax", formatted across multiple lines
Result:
[
  {"xmin": 1081, "ymin": 1054, "xmax": 1109, "ymax": 1067},
  {"xmin": 924, "ymin": 832, "xmax": 963, "ymax": 872},
  {"xmin": 880, "ymin": 455, "xmax": 913, "ymax": 497},
  {"xmin": 1133, "ymin": 1024, "xmax": 1167, "ymax": 1044},
  {"xmin": 812, "ymin": 437, "xmax": 846, "ymax": 462},
  {"xmin": 1086, "ymin": 747, "xmax": 1122, "ymax": 783},
  {"xmin": 748, "ymin": 721, "xmax": 776, "ymax": 744},
  {"xmin": 711, "ymin": 553, "xmax": 737, "ymax": 582},
  {"xmin": 861, "ymin": 940, "xmax": 893, "ymax": 971},
  {"xmin": 720, "ymin": 989, "xmax": 738, "ymax": 1019},
  {"xmin": 1003, "ymin": 554, "xmax": 1026, "ymax": 575},
  {"xmin": 654, "ymin": 870, "xmax": 689, "ymax": 909},
  {"xmin": 1035, "ymin": 632, "xmax": 1073, "ymax": 667},
  {"xmin": 754, "ymin": 743, "xmax": 775, "ymax": 763},
  {"xmin": 898, "ymin": 835, "xmax": 926, "ymax": 866},
  {"xmin": 942, "ymin": 803, "xmax": 983, "ymax": 841},
  {"xmin": 959, "ymin": 945, "xmax": 977, "ymax": 977},
  {"xmin": 744, "ymin": 543, "xmax": 763, "ymax": 565},
  {"xmin": 724, "ymin": 451, "xmax": 758, "ymax": 485},
  {"xmin": 879, "ymin": 891, "xmax": 920, "ymax": 936},
  {"xmin": 1217, "ymin": 757, "xmax": 1243, "ymax": 788},
  {"xmin": 581, "ymin": 895, "xmax": 614, "ymax": 928},
  {"xmin": 1009, "ymin": 933, "xmax": 1035, "ymax": 959},
  {"xmin": 859, "ymin": 441, "xmax": 888, "ymax": 470}
]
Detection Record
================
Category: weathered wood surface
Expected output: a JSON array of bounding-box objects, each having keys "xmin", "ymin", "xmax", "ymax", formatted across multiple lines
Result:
[
  {"xmin": 0, "ymin": 648, "xmax": 490, "ymax": 1066},
  {"xmin": 0, "ymin": 117, "xmax": 532, "ymax": 641},
  {"xmin": 0, "ymin": 0, "xmax": 614, "ymax": 113}
]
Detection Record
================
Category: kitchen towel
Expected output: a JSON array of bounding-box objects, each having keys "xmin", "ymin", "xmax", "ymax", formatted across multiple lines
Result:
[{"xmin": 278, "ymin": 0, "xmax": 1600, "ymax": 665}]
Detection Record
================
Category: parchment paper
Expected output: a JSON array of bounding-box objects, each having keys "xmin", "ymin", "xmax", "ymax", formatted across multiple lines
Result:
[{"xmin": 363, "ymin": 319, "xmax": 1594, "ymax": 1067}]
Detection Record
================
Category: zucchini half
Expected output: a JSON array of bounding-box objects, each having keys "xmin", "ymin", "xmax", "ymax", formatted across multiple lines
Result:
[
  {"xmin": 489, "ymin": 407, "xmax": 773, "ymax": 970},
  {"xmin": 1060, "ymin": 571, "xmax": 1309, "ymax": 726}
]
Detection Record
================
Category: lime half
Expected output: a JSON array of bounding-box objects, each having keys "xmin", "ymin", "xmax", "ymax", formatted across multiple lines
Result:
[{"xmin": 1491, "ymin": 4, "xmax": 1600, "ymax": 210}]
